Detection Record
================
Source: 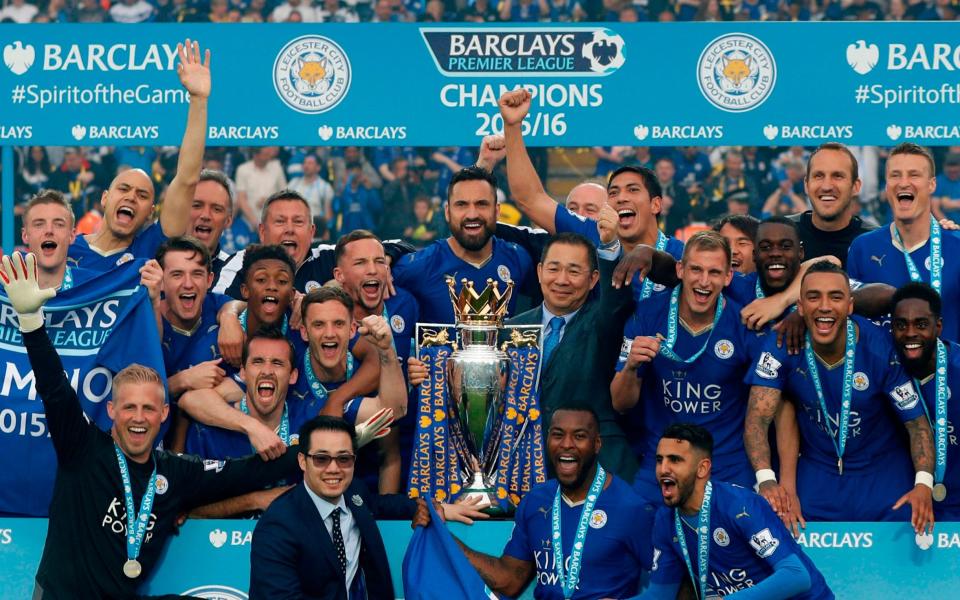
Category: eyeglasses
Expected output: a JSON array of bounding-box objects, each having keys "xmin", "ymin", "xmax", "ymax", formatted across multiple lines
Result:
[{"xmin": 305, "ymin": 453, "xmax": 356, "ymax": 469}]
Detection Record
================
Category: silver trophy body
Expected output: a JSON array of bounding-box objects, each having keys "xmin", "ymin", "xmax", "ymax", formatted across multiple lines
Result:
[{"xmin": 446, "ymin": 324, "xmax": 513, "ymax": 515}]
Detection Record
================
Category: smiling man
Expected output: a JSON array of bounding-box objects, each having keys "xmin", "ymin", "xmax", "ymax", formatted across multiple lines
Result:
[
  {"xmin": 744, "ymin": 261, "xmax": 936, "ymax": 529},
  {"xmin": 713, "ymin": 214, "xmax": 759, "ymax": 275},
  {"xmin": 413, "ymin": 405, "xmax": 654, "ymax": 599},
  {"xmin": 612, "ymin": 231, "xmax": 767, "ymax": 502},
  {"xmin": 629, "ymin": 424, "xmax": 832, "ymax": 600},
  {"xmin": 21, "ymin": 190, "xmax": 96, "ymax": 290},
  {"xmin": 848, "ymin": 143, "xmax": 960, "ymax": 341},
  {"xmin": 69, "ymin": 40, "xmax": 209, "ymax": 272},
  {"xmin": 891, "ymin": 282, "xmax": 960, "ymax": 521},
  {"xmin": 0, "ymin": 252, "xmax": 299, "ymax": 600},
  {"xmin": 188, "ymin": 169, "xmax": 235, "ymax": 278}
]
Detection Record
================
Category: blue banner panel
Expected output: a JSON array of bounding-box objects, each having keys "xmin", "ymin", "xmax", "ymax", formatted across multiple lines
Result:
[
  {"xmin": 2, "ymin": 23, "xmax": 960, "ymax": 146},
  {"xmin": 2, "ymin": 518, "xmax": 960, "ymax": 598}
]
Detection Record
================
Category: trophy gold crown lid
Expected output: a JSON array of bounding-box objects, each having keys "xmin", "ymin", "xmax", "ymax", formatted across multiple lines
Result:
[{"xmin": 446, "ymin": 276, "xmax": 514, "ymax": 325}]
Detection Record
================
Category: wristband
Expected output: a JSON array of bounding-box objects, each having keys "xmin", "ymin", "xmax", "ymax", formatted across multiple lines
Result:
[
  {"xmin": 755, "ymin": 469, "xmax": 777, "ymax": 487},
  {"xmin": 915, "ymin": 471, "xmax": 934, "ymax": 491}
]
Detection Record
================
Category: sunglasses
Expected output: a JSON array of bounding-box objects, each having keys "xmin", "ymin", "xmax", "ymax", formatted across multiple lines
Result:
[{"xmin": 305, "ymin": 453, "xmax": 356, "ymax": 469}]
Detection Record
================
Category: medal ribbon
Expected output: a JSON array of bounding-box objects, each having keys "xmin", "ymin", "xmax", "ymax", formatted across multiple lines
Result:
[
  {"xmin": 804, "ymin": 319, "xmax": 856, "ymax": 472},
  {"xmin": 893, "ymin": 218, "xmax": 942, "ymax": 295},
  {"xmin": 304, "ymin": 350, "xmax": 355, "ymax": 405},
  {"xmin": 552, "ymin": 465, "xmax": 606, "ymax": 599},
  {"xmin": 674, "ymin": 480, "xmax": 713, "ymax": 600},
  {"xmin": 239, "ymin": 396, "xmax": 290, "ymax": 445},
  {"xmin": 915, "ymin": 339, "xmax": 948, "ymax": 486},
  {"xmin": 239, "ymin": 309, "xmax": 289, "ymax": 335},
  {"xmin": 61, "ymin": 265, "xmax": 74, "ymax": 291},
  {"xmin": 659, "ymin": 285, "xmax": 725, "ymax": 364},
  {"xmin": 639, "ymin": 231, "xmax": 668, "ymax": 301},
  {"xmin": 114, "ymin": 444, "xmax": 157, "ymax": 567}
]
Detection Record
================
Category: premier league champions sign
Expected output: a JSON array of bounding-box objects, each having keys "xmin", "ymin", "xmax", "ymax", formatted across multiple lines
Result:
[
  {"xmin": 407, "ymin": 278, "xmax": 546, "ymax": 514},
  {"xmin": 2, "ymin": 23, "xmax": 960, "ymax": 147}
]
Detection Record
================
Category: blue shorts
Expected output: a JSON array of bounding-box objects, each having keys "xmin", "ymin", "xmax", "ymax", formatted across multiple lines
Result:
[{"xmin": 797, "ymin": 452, "xmax": 913, "ymax": 521}]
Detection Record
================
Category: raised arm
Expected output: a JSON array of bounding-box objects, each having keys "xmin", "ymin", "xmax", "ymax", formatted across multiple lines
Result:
[
  {"xmin": 499, "ymin": 89, "xmax": 559, "ymax": 233},
  {"xmin": 320, "ymin": 337, "xmax": 380, "ymax": 416},
  {"xmin": 160, "ymin": 39, "xmax": 210, "ymax": 237}
]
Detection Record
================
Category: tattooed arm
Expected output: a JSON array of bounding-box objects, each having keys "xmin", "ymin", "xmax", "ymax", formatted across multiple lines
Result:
[
  {"xmin": 744, "ymin": 385, "xmax": 783, "ymax": 472},
  {"xmin": 893, "ymin": 416, "xmax": 935, "ymax": 534},
  {"xmin": 454, "ymin": 539, "xmax": 534, "ymax": 598}
]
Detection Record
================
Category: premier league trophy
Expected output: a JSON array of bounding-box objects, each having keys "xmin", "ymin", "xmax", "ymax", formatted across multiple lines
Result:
[{"xmin": 407, "ymin": 277, "xmax": 546, "ymax": 516}]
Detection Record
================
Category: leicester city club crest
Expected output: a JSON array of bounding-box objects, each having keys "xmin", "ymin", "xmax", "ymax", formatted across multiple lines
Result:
[
  {"xmin": 697, "ymin": 33, "xmax": 776, "ymax": 113},
  {"xmin": 714, "ymin": 339, "xmax": 734, "ymax": 360},
  {"xmin": 852, "ymin": 371, "xmax": 870, "ymax": 391},
  {"xmin": 273, "ymin": 35, "xmax": 352, "ymax": 114},
  {"xmin": 589, "ymin": 509, "xmax": 607, "ymax": 529}
]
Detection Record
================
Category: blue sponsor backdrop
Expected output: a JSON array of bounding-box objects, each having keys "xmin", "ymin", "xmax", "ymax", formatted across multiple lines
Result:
[
  {"xmin": 1, "ymin": 519, "xmax": 959, "ymax": 598},
  {"xmin": 2, "ymin": 24, "xmax": 960, "ymax": 147}
]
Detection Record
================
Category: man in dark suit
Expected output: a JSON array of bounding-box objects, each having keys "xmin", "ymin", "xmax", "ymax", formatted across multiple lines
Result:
[
  {"xmin": 506, "ymin": 232, "xmax": 639, "ymax": 482},
  {"xmin": 249, "ymin": 416, "xmax": 411, "ymax": 600}
]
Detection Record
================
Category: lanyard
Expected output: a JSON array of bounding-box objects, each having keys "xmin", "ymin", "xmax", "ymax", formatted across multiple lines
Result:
[
  {"xmin": 239, "ymin": 396, "xmax": 291, "ymax": 445},
  {"xmin": 754, "ymin": 276, "xmax": 764, "ymax": 300},
  {"xmin": 893, "ymin": 219, "xmax": 942, "ymax": 295},
  {"xmin": 639, "ymin": 231, "xmax": 668, "ymax": 301},
  {"xmin": 61, "ymin": 265, "xmax": 74, "ymax": 291},
  {"xmin": 304, "ymin": 350, "xmax": 355, "ymax": 404},
  {"xmin": 552, "ymin": 465, "xmax": 606, "ymax": 599},
  {"xmin": 915, "ymin": 339, "xmax": 948, "ymax": 487},
  {"xmin": 659, "ymin": 285, "xmax": 725, "ymax": 364},
  {"xmin": 239, "ymin": 309, "xmax": 289, "ymax": 335},
  {"xmin": 804, "ymin": 319, "xmax": 856, "ymax": 475},
  {"xmin": 675, "ymin": 480, "xmax": 713, "ymax": 600},
  {"xmin": 114, "ymin": 444, "xmax": 157, "ymax": 573}
]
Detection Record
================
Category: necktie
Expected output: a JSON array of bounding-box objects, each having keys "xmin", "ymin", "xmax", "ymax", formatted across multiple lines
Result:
[
  {"xmin": 543, "ymin": 316, "xmax": 565, "ymax": 365},
  {"xmin": 331, "ymin": 507, "xmax": 346, "ymax": 574}
]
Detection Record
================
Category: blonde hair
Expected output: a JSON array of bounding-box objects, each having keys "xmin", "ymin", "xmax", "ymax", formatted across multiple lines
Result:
[
  {"xmin": 682, "ymin": 230, "xmax": 731, "ymax": 266},
  {"xmin": 112, "ymin": 364, "xmax": 166, "ymax": 403}
]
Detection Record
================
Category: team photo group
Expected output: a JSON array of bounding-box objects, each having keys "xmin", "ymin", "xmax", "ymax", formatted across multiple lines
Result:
[{"xmin": 2, "ymin": 34, "xmax": 960, "ymax": 600}]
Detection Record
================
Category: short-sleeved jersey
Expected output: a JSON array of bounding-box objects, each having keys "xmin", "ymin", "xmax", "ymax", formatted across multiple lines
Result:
[
  {"xmin": 745, "ymin": 316, "xmax": 924, "ymax": 472},
  {"xmin": 617, "ymin": 292, "xmax": 765, "ymax": 483},
  {"xmin": 185, "ymin": 394, "xmax": 322, "ymax": 461},
  {"xmin": 917, "ymin": 340, "xmax": 960, "ymax": 519},
  {"xmin": 554, "ymin": 204, "xmax": 684, "ymax": 303},
  {"xmin": 847, "ymin": 224, "xmax": 960, "ymax": 341},
  {"xmin": 503, "ymin": 475, "xmax": 655, "ymax": 600},
  {"xmin": 651, "ymin": 481, "xmax": 833, "ymax": 599},
  {"xmin": 392, "ymin": 237, "xmax": 533, "ymax": 324},
  {"xmin": 68, "ymin": 221, "xmax": 167, "ymax": 272},
  {"xmin": 161, "ymin": 293, "xmax": 232, "ymax": 379}
]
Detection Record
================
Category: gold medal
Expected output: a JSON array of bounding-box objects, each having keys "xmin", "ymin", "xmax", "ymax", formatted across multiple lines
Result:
[
  {"xmin": 933, "ymin": 483, "xmax": 947, "ymax": 502},
  {"xmin": 123, "ymin": 559, "xmax": 142, "ymax": 579}
]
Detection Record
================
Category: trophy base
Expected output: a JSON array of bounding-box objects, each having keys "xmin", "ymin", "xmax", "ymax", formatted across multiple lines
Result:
[{"xmin": 459, "ymin": 474, "xmax": 516, "ymax": 517}]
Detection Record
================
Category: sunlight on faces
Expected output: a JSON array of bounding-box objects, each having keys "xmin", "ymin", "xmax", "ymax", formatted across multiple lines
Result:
[
  {"xmin": 718, "ymin": 223, "xmax": 755, "ymax": 274},
  {"xmin": 299, "ymin": 429, "xmax": 355, "ymax": 502},
  {"xmin": 259, "ymin": 199, "xmax": 315, "ymax": 267},
  {"xmin": 240, "ymin": 337, "xmax": 298, "ymax": 424},
  {"xmin": 190, "ymin": 180, "xmax": 232, "ymax": 251},
  {"xmin": 161, "ymin": 249, "xmax": 212, "ymax": 329},
  {"xmin": 241, "ymin": 259, "xmax": 294, "ymax": 328},
  {"xmin": 755, "ymin": 223, "xmax": 803, "ymax": 293},
  {"xmin": 107, "ymin": 381, "xmax": 168, "ymax": 464},
  {"xmin": 655, "ymin": 438, "xmax": 710, "ymax": 508},
  {"xmin": 21, "ymin": 202, "xmax": 75, "ymax": 274},
  {"xmin": 537, "ymin": 242, "xmax": 598, "ymax": 316},
  {"xmin": 798, "ymin": 271, "xmax": 853, "ymax": 349},
  {"xmin": 300, "ymin": 300, "xmax": 356, "ymax": 374},
  {"xmin": 607, "ymin": 171, "xmax": 661, "ymax": 244},
  {"xmin": 547, "ymin": 410, "xmax": 601, "ymax": 491},
  {"xmin": 804, "ymin": 149, "xmax": 860, "ymax": 223},
  {"xmin": 892, "ymin": 297, "xmax": 942, "ymax": 370},
  {"xmin": 886, "ymin": 153, "xmax": 937, "ymax": 225},
  {"xmin": 334, "ymin": 238, "xmax": 388, "ymax": 313},
  {"xmin": 677, "ymin": 248, "xmax": 732, "ymax": 321},
  {"xmin": 565, "ymin": 183, "xmax": 605, "ymax": 220},
  {"xmin": 102, "ymin": 169, "xmax": 155, "ymax": 241},
  {"xmin": 445, "ymin": 179, "xmax": 498, "ymax": 252}
]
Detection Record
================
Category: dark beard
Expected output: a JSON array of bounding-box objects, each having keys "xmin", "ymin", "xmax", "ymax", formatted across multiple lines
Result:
[
  {"xmin": 558, "ymin": 452, "xmax": 598, "ymax": 494},
  {"xmin": 451, "ymin": 221, "xmax": 495, "ymax": 252},
  {"xmin": 901, "ymin": 343, "xmax": 936, "ymax": 378}
]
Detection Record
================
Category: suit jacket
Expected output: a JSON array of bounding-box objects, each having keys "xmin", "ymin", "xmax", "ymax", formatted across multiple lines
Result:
[
  {"xmin": 507, "ymin": 257, "xmax": 639, "ymax": 482},
  {"xmin": 250, "ymin": 481, "xmax": 414, "ymax": 600}
]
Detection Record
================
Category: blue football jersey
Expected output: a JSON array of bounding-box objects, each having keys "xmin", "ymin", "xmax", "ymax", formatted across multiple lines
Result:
[
  {"xmin": 161, "ymin": 293, "xmax": 232, "ymax": 380},
  {"xmin": 503, "ymin": 475, "xmax": 655, "ymax": 600},
  {"xmin": 68, "ymin": 222, "xmax": 167, "ymax": 272},
  {"xmin": 617, "ymin": 292, "xmax": 764, "ymax": 488},
  {"xmin": 847, "ymin": 225, "xmax": 960, "ymax": 341},
  {"xmin": 392, "ymin": 237, "xmax": 533, "ymax": 324},
  {"xmin": 651, "ymin": 481, "xmax": 833, "ymax": 599},
  {"xmin": 745, "ymin": 315, "xmax": 924, "ymax": 473}
]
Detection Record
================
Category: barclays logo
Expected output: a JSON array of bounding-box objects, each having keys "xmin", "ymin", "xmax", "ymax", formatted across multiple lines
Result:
[
  {"xmin": 3, "ymin": 41, "xmax": 35, "ymax": 75},
  {"xmin": 846, "ymin": 40, "xmax": 879, "ymax": 75}
]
